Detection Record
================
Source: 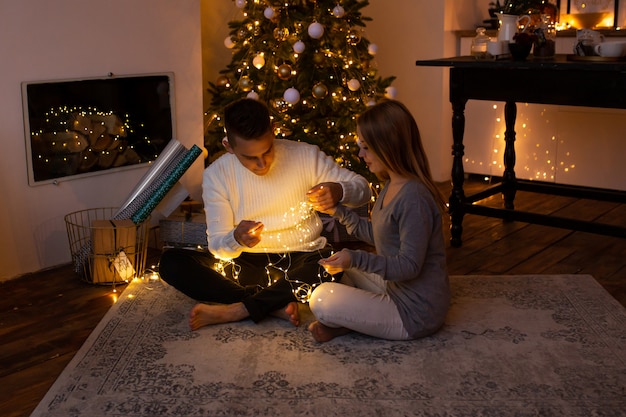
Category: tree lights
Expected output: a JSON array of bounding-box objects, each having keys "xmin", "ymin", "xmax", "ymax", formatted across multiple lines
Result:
[{"xmin": 205, "ymin": 0, "xmax": 396, "ymax": 184}]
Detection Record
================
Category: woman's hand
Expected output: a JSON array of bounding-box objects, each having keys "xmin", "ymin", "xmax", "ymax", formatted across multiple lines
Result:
[
  {"xmin": 318, "ymin": 249, "xmax": 351, "ymax": 275},
  {"xmin": 234, "ymin": 220, "xmax": 264, "ymax": 247}
]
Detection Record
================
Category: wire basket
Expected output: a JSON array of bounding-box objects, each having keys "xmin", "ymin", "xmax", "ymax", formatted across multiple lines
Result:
[{"xmin": 65, "ymin": 207, "xmax": 150, "ymax": 287}]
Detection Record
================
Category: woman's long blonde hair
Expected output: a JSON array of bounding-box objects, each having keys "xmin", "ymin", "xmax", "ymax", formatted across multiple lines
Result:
[{"xmin": 357, "ymin": 100, "xmax": 447, "ymax": 212}]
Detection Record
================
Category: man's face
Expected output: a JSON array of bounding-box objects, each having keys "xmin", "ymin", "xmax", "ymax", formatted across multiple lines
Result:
[{"xmin": 226, "ymin": 130, "xmax": 275, "ymax": 176}]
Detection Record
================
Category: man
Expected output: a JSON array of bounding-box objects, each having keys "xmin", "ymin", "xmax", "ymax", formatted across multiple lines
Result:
[{"xmin": 159, "ymin": 98, "xmax": 371, "ymax": 330}]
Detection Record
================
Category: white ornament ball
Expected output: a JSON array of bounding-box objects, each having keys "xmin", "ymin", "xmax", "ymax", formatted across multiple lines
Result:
[
  {"xmin": 347, "ymin": 78, "xmax": 361, "ymax": 91},
  {"xmin": 264, "ymin": 7, "xmax": 275, "ymax": 19},
  {"xmin": 283, "ymin": 87, "xmax": 300, "ymax": 104},
  {"xmin": 235, "ymin": 0, "xmax": 246, "ymax": 8},
  {"xmin": 366, "ymin": 98, "xmax": 377, "ymax": 106},
  {"xmin": 293, "ymin": 40, "xmax": 306, "ymax": 54},
  {"xmin": 332, "ymin": 5, "xmax": 345, "ymax": 18},
  {"xmin": 253, "ymin": 54, "xmax": 265, "ymax": 69},
  {"xmin": 385, "ymin": 86, "xmax": 397, "ymax": 99},
  {"xmin": 308, "ymin": 22, "xmax": 324, "ymax": 39},
  {"xmin": 247, "ymin": 91, "xmax": 259, "ymax": 100},
  {"xmin": 368, "ymin": 43, "xmax": 378, "ymax": 55},
  {"xmin": 224, "ymin": 36, "xmax": 235, "ymax": 49}
]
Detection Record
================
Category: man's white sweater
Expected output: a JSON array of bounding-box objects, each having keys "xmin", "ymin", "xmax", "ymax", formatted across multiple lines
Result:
[{"xmin": 202, "ymin": 139, "xmax": 371, "ymax": 260}]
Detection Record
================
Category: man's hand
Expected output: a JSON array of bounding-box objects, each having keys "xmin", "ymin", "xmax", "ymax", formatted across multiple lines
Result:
[
  {"xmin": 318, "ymin": 249, "xmax": 351, "ymax": 275},
  {"xmin": 307, "ymin": 182, "xmax": 342, "ymax": 214},
  {"xmin": 234, "ymin": 220, "xmax": 264, "ymax": 247}
]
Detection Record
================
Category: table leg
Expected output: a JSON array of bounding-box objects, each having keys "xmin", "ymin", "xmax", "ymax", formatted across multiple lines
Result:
[
  {"xmin": 502, "ymin": 101, "xmax": 517, "ymax": 211},
  {"xmin": 450, "ymin": 99, "xmax": 468, "ymax": 247}
]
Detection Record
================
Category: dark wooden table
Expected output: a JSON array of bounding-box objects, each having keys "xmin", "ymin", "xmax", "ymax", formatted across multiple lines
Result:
[{"xmin": 416, "ymin": 54, "xmax": 626, "ymax": 246}]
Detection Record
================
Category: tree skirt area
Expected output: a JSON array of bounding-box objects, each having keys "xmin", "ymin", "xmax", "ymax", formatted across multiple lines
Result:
[{"xmin": 30, "ymin": 275, "xmax": 626, "ymax": 417}]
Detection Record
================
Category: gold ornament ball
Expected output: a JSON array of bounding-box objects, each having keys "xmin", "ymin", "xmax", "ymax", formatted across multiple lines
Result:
[
  {"xmin": 216, "ymin": 75, "xmax": 230, "ymax": 89},
  {"xmin": 277, "ymin": 64, "xmax": 292, "ymax": 80},
  {"xmin": 238, "ymin": 76, "xmax": 253, "ymax": 92},
  {"xmin": 312, "ymin": 83, "xmax": 328, "ymax": 99},
  {"xmin": 273, "ymin": 27, "xmax": 290, "ymax": 41}
]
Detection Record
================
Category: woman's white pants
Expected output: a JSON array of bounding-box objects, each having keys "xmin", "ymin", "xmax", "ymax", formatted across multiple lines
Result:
[{"xmin": 309, "ymin": 269, "xmax": 410, "ymax": 340}]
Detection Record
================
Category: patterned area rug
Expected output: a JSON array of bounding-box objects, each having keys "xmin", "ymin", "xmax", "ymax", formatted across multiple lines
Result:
[{"xmin": 30, "ymin": 275, "xmax": 626, "ymax": 417}]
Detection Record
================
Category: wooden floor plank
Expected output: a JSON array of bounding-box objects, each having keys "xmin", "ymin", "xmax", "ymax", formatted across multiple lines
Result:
[{"xmin": 0, "ymin": 353, "xmax": 75, "ymax": 417}]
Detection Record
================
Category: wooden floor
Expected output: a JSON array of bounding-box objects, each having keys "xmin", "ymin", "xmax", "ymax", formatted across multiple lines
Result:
[{"xmin": 1, "ymin": 178, "xmax": 625, "ymax": 417}]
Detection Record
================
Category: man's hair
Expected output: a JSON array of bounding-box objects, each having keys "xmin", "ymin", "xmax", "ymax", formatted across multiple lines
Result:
[{"xmin": 223, "ymin": 98, "xmax": 272, "ymax": 147}]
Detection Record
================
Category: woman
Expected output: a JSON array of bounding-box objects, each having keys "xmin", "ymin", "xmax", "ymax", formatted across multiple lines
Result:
[{"xmin": 308, "ymin": 100, "xmax": 450, "ymax": 342}]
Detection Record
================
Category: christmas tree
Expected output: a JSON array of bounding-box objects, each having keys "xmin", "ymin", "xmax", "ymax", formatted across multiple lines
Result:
[{"xmin": 204, "ymin": 0, "xmax": 396, "ymax": 184}]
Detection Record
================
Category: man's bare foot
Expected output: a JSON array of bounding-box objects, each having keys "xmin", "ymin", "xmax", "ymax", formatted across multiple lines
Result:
[
  {"xmin": 271, "ymin": 301, "xmax": 300, "ymax": 326},
  {"xmin": 308, "ymin": 320, "xmax": 351, "ymax": 342},
  {"xmin": 189, "ymin": 302, "xmax": 249, "ymax": 331}
]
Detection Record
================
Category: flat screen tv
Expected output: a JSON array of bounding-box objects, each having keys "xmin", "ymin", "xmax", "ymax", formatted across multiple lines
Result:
[{"xmin": 22, "ymin": 72, "xmax": 175, "ymax": 186}]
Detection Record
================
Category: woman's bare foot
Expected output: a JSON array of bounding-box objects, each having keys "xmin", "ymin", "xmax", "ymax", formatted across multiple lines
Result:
[
  {"xmin": 308, "ymin": 320, "xmax": 352, "ymax": 342},
  {"xmin": 189, "ymin": 302, "xmax": 249, "ymax": 330},
  {"xmin": 271, "ymin": 301, "xmax": 300, "ymax": 326}
]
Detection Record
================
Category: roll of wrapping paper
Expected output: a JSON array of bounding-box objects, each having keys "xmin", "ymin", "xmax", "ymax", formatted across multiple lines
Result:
[
  {"xmin": 114, "ymin": 139, "xmax": 186, "ymax": 218},
  {"xmin": 131, "ymin": 144, "xmax": 203, "ymax": 224},
  {"xmin": 72, "ymin": 142, "xmax": 197, "ymax": 275},
  {"xmin": 113, "ymin": 145, "xmax": 188, "ymax": 220}
]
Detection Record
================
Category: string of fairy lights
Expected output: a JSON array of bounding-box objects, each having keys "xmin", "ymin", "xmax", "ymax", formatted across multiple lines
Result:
[{"xmin": 210, "ymin": 199, "xmax": 336, "ymax": 303}]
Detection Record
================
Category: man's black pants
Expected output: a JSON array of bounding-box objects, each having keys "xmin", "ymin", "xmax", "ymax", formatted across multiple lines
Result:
[{"xmin": 158, "ymin": 247, "xmax": 338, "ymax": 322}]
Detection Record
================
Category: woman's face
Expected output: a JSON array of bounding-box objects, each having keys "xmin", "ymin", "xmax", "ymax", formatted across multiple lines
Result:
[{"xmin": 356, "ymin": 130, "xmax": 387, "ymax": 178}]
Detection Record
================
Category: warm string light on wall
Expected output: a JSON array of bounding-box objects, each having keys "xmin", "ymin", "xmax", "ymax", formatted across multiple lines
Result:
[{"xmin": 464, "ymin": 102, "xmax": 578, "ymax": 183}]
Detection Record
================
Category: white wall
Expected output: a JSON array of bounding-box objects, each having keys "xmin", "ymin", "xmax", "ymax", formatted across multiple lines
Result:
[
  {"xmin": 0, "ymin": 0, "xmax": 204, "ymax": 281},
  {"xmin": 332, "ymin": 1, "xmax": 490, "ymax": 181},
  {"xmin": 365, "ymin": 1, "xmax": 451, "ymax": 182}
]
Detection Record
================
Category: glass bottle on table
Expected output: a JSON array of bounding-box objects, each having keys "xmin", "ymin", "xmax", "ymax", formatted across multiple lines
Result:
[{"xmin": 471, "ymin": 27, "xmax": 490, "ymax": 59}]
